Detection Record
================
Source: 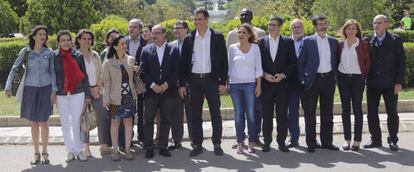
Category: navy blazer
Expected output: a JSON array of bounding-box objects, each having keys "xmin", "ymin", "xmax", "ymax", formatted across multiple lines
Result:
[
  {"xmin": 140, "ymin": 43, "xmax": 180, "ymax": 97},
  {"xmin": 297, "ymin": 34, "xmax": 338, "ymax": 89}
]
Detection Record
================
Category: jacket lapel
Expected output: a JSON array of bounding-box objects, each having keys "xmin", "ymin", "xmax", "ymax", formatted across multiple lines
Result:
[
  {"xmin": 151, "ymin": 44, "xmax": 161, "ymax": 68},
  {"xmin": 160, "ymin": 44, "xmax": 170, "ymax": 68},
  {"xmin": 210, "ymin": 28, "xmax": 215, "ymax": 60}
]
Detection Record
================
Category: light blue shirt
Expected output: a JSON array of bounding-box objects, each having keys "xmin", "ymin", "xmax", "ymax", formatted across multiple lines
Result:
[{"xmin": 5, "ymin": 47, "xmax": 57, "ymax": 92}]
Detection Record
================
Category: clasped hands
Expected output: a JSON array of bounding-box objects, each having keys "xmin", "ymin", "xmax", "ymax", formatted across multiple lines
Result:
[
  {"xmin": 264, "ymin": 73, "xmax": 286, "ymax": 83},
  {"xmin": 152, "ymin": 83, "xmax": 168, "ymax": 94}
]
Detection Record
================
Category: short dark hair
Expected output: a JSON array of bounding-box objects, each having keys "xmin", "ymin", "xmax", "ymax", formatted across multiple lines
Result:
[
  {"xmin": 312, "ymin": 15, "xmax": 327, "ymax": 26},
  {"xmin": 57, "ymin": 30, "xmax": 72, "ymax": 42},
  {"xmin": 104, "ymin": 28, "xmax": 120, "ymax": 46},
  {"xmin": 269, "ymin": 16, "xmax": 284, "ymax": 26},
  {"xmin": 75, "ymin": 29, "xmax": 95, "ymax": 50},
  {"xmin": 107, "ymin": 34, "xmax": 124, "ymax": 59},
  {"xmin": 194, "ymin": 7, "xmax": 209, "ymax": 18},
  {"xmin": 144, "ymin": 24, "xmax": 154, "ymax": 32},
  {"xmin": 28, "ymin": 25, "xmax": 48, "ymax": 49},
  {"xmin": 175, "ymin": 20, "xmax": 189, "ymax": 29}
]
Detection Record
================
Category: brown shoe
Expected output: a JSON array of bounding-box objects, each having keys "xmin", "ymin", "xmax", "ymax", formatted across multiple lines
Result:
[
  {"xmin": 100, "ymin": 147, "xmax": 113, "ymax": 155},
  {"xmin": 126, "ymin": 152, "xmax": 134, "ymax": 160},
  {"xmin": 111, "ymin": 153, "xmax": 120, "ymax": 161}
]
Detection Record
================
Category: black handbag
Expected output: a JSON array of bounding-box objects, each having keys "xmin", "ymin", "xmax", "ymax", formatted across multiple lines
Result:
[{"xmin": 11, "ymin": 49, "xmax": 30, "ymax": 96}]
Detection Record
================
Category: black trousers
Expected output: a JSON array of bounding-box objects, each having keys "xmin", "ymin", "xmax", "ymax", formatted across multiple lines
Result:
[
  {"xmin": 337, "ymin": 73, "xmax": 365, "ymax": 142},
  {"xmin": 143, "ymin": 95, "xmax": 175, "ymax": 150},
  {"xmin": 303, "ymin": 73, "xmax": 335, "ymax": 147},
  {"xmin": 261, "ymin": 81, "xmax": 289, "ymax": 146},
  {"xmin": 190, "ymin": 77, "xmax": 222, "ymax": 146},
  {"xmin": 170, "ymin": 87, "xmax": 192, "ymax": 144},
  {"xmin": 367, "ymin": 86, "xmax": 399, "ymax": 144},
  {"xmin": 136, "ymin": 94, "xmax": 144, "ymax": 143}
]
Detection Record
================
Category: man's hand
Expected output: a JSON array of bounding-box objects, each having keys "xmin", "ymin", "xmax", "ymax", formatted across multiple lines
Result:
[
  {"xmin": 152, "ymin": 85, "xmax": 162, "ymax": 94},
  {"xmin": 219, "ymin": 85, "xmax": 227, "ymax": 95},
  {"xmin": 273, "ymin": 73, "xmax": 286, "ymax": 83},
  {"xmin": 160, "ymin": 83, "xmax": 168, "ymax": 94},
  {"xmin": 264, "ymin": 73, "xmax": 275, "ymax": 82},
  {"xmin": 394, "ymin": 84, "xmax": 402, "ymax": 94},
  {"xmin": 179, "ymin": 87, "xmax": 187, "ymax": 99}
]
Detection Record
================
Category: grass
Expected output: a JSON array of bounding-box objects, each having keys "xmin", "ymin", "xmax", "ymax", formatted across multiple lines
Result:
[{"xmin": 1, "ymin": 88, "xmax": 414, "ymax": 116}]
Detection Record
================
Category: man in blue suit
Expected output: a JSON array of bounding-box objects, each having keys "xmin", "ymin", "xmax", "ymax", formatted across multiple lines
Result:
[
  {"xmin": 141, "ymin": 24, "xmax": 180, "ymax": 159},
  {"xmin": 297, "ymin": 15, "xmax": 339, "ymax": 153}
]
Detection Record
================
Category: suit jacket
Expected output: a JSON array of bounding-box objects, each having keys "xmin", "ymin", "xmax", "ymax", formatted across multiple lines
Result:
[
  {"xmin": 258, "ymin": 36, "xmax": 297, "ymax": 87},
  {"xmin": 298, "ymin": 34, "xmax": 338, "ymax": 89},
  {"xmin": 363, "ymin": 32, "xmax": 405, "ymax": 88},
  {"xmin": 179, "ymin": 28, "xmax": 228, "ymax": 87},
  {"xmin": 336, "ymin": 39, "xmax": 371, "ymax": 79},
  {"xmin": 141, "ymin": 43, "xmax": 180, "ymax": 97},
  {"xmin": 125, "ymin": 35, "xmax": 146, "ymax": 61}
]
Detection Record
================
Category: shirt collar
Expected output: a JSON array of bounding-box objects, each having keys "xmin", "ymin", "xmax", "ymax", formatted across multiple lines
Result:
[
  {"xmin": 268, "ymin": 34, "xmax": 280, "ymax": 41},
  {"xmin": 196, "ymin": 28, "xmax": 211, "ymax": 38},
  {"xmin": 374, "ymin": 32, "xmax": 386, "ymax": 41},
  {"xmin": 315, "ymin": 33, "xmax": 329, "ymax": 40},
  {"xmin": 291, "ymin": 35, "xmax": 303, "ymax": 42},
  {"xmin": 344, "ymin": 38, "xmax": 360, "ymax": 48},
  {"xmin": 155, "ymin": 42, "xmax": 167, "ymax": 49},
  {"xmin": 129, "ymin": 35, "xmax": 141, "ymax": 42}
]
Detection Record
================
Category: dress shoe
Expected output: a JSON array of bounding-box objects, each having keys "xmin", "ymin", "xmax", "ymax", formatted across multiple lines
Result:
[
  {"xmin": 351, "ymin": 145, "xmax": 360, "ymax": 151},
  {"xmin": 321, "ymin": 144, "xmax": 339, "ymax": 151},
  {"xmin": 254, "ymin": 139, "xmax": 264, "ymax": 147},
  {"xmin": 286, "ymin": 140, "xmax": 299, "ymax": 148},
  {"xmin": 168, "ymin": 143, "xmax": 182, "ymax": 150},
  {"xmin": 342, "ymin": 141, "xmax": 351, "ymax": 151},
  {"xmin": 145, "ymin": 149, "xmax": 154, "ymax": 159},
  {"xmin": 262, "ymin": 144, "xmax": 271, "ymax": 152},
  {"xmin": 389, "ymin": 142, "xmax": 399, "ymax": 151},
  {"xmin": 315, "ymin": 142, "xmax": 322, "ymax": 148},
  {"xmin": 363, "ymin": 140, "xmax": 382, "ymax": 148},
  {"xmin": 307, "ymin": 146, "xmax": 315, "ymax": 153},
  {"xmin": 189, "ymin": 146, "xmax": 203, "ymax": 157},
  {"xmin": 159, "ymin": 149, "xmax": 172, "ymax": 157},
  {"xmin": 278, "ymin": 145, "xmax": 290, "ymax": 152},
  {"xmin": 214, "ymin": 144, "xmax": 224, "ymax": 156}
]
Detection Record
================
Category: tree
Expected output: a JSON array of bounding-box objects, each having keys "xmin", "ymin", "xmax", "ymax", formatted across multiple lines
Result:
[
  {"xmin": 0, "ymin": 0, "xmax": 19, "ymax": 36},
  {"xmin": 90, "ymin": 15, "xmax": 129, "ymax": 51},
  {"xmin": 20, "ymin": 0, "xmax": 101, "ymax": 34}
]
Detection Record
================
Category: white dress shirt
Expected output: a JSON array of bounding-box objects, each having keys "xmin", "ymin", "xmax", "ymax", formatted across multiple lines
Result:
[
  {"xmin": 156, "ymin": 42, "xmax": 166, "ymax": 65},
  {"xmin": 269, "ymin": 35, "xmax": 280, "ymax": 62},
  {"xmin": 192, "ymin": 28, "xmax": 212, "ymax": 74},
  {"xmin": 316, "ymin": 34, "xmax": 332, "ymax": 73},
  {"xmin": 228, "ymin": 43, "xmax": 263, "ymax": 84},
  {"xmin": 128, "ymin": 36, "xmax": 141, "ymax": 57},
  {"xmin": 292, "ymin": 36, "xmax": 303, "ymax": 58},
  {"xmin": 338, "ymin": 38, "xmax": 361, "ymax": 74}
]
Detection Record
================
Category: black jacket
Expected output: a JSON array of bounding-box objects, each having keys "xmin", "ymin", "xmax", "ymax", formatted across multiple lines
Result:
[{"xmin": 52, "ymin": 49, "xmax": 90, "ymax": 97}]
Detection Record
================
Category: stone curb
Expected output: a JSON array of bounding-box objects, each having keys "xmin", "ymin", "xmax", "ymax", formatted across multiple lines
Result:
[{"xmin": 1, "ymin": 100, "xmax": 414, "ymax": 127}]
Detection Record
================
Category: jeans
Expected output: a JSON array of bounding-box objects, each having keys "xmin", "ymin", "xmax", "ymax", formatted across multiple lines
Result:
[
  {"xmin": 288, "ymin": 89, "xmax": 304, "ymax": 142},
  {"xmin": 229, "ymin": 83, "xmax": 257, "ymax": 143}
]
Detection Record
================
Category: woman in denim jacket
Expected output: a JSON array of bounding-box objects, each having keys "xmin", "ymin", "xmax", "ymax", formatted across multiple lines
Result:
[
  {"xmin": 4, "ymin": 26, "xmax": 56, "ymax": 165},
  {"xmin": 52, "ymin": 30, "xmax": 91, "ymax": 162}
]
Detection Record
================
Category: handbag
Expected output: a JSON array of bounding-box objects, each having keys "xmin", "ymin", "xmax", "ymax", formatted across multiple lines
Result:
[
  {"xmin": 11, "ymin": 48, "xmax": 30, "ymax": 97},
  {"xmin": 80, "ymin": 103, "xmax": 97, "ymax": 132},
  {"xmin": 133, "ymin": 71, "xmax": 146, "ymax": 95}
]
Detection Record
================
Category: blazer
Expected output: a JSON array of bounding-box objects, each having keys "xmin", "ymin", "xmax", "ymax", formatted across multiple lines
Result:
[
  {"xmin": 336, "ymin": 39, "xmax": 371, "ymax": 79},
  {"xmin": 298, "ymin": 34, "xmax": 338, "ymax": 89},
  {"xmin": 363, "ymin": 32, "xmax": 405, "ymax": 88},
  {"xmin": 179, "ymin": 28, "xmax": 228, "ymax": 87},
  {"xmin": 141, "ymin": 43, "xmax": 180, "ymax": 97},
  {"xmin": 258, "ymin": 35, "xmax": 297, "ymax": 87},
  {"xmin": 52, "ymin": 49, "xmax": 90, "ymax": 98},
  {"xmin": 102, "ymin": 55, "xmax": 137, "ymax": 105}
]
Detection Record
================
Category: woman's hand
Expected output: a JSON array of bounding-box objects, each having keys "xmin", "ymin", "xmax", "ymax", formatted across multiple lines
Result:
[
  {"xmin": 133, "ymin": 65, "xmax": 140, "ymax": 72},
  {"xmin": 5, "ymin": 90, "xmax": 12, "ymax": 98},
  {"xmin": 255, "ymin": 86, "xmax": 261, "ymax": 97},
  {"xmin": 50, "ymin": 94, "xmax": 56, "ymax": 104}
]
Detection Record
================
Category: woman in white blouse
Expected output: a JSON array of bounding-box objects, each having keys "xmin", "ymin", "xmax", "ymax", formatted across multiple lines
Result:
[
  {"xmin": 337, "ymin": 19, "xmax": 371, "ymax": 151},
  {"xmin": 228, "ymin": 23, "xmax": 263, "ymax": 154}
]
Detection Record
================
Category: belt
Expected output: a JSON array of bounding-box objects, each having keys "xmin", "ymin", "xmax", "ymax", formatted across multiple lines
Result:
[
  {"xmin": 339, "ymin": 72, "xmax": 361, "ymax": 77},
  {"xmin": 316, "ymin": 71, "xmax": 332, "ymax": 77},
  {"xmin": 191, "ymin": 73, "xmax": 211, "ymax": 79}
]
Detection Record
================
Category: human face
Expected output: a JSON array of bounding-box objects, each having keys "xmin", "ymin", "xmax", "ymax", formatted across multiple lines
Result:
[
  {"xmin": 315, "ymin": 19, "xmax": 328, "ymax": 34},
  {"xmin": 108, "ymin": 32, "xmax": 117, "ymax": 45},
  {"xmin": 268, "ymin": 20, "xmax": 281, "ymax": 36},
  {"xmin": 142, "ymin": 27, "xmax": 152, "ymax": 42},
  {"xmin": 345, "ymin": 24, "xmax": 358, "ymax": 38},
  {"xmin": 152, "ymin": 26, "xmax": 166, "ymax": 46},
  {"xmin": 174, "ymin": 24, "xmax": 188, "ymax": 40},
  {"xmin": 58, "ymin": 34, "xmax": 72, "ymax": 50},
  {"xmin": 34, "ymin": 29, "xmax": 47, "ymax": 46},
  {"xmin": 78, "ymin": 33, "xmax": 92, "ymax": 50},
  {"xmin": 240, "ymin": 9, "xmax": 252, "ymax": 24},
  {"xmin": 238, "ymin": 27, "xmax": 251, "ymax": 44},
  {"xmin": 291, "ymin": 22, "xmax": 304, "ymax": 39},
  {"xmin": 115, "ymin": 38, "xmax": 127, "ymax": 55},
  {"xmin": 128, "ymin": 21, "xmax": 141, "ymax": 38},
  {"xmin": 194, "ymin": 13, "xmax": 208, "ymax": 31},
  {"xmin": 373, "ymin": 16, "xmax": 387, "ymax": 35}
]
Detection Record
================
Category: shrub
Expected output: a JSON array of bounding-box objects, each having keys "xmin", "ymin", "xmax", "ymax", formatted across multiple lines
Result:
[
  {"xmin": 0, "ymin": 39, "xmax": 27, "ymax": 89},
  {"xmin": 160, "ymin": 19, "xmax": 195, "ymax": 42},
  {"xmin": 90, "ymin": 15, "xmax": 129, "ymax": 53}
]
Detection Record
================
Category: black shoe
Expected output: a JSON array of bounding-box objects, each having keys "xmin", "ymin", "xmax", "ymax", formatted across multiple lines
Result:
[
  {"xmin": 119, "ymin": 147, "xmax": 126, "ymax": 153},
  {"xmin": 214, "ymin": 144, "xmax": 224, "ymax": 156},
  {"xmin": 189, "ymin": 146, "xmax": 203, "ymax": 157},
  {"xmin": 254, "ymin": 140, "xmax": 264, "ymax": 147},
  {"xmin": 321, "ymin": 144, "xmax": 339, "ymax": 151},
  {"xmin": 278, "ymin": 145, "xmax": 289, "ymax": 152},
  {"xmin": 168, "ymin": 143, "xmax": 182, "ymax": 150},
  {"xmin": 262, "ymin": 144, "xmax": 271, "ymax": 152},
  {"xmin": 145, "ymin": 149, "xmax": 154, "ymax": 159},
  {"xmin": 363, "ymin": 140, "xmax": 382, "ymax": 148},
  {"xmin": 389, "ymin": 142, "xmax": 399, "ymax": 151},
  {"xmin": 286, "ymin": 140, "xmax": 299, "ymax": 148},
  {"xmin": 307, "ymin": 146, "xmax": 315, "ymax": 153},
  {"xmin": 315, "ymin": 142, "xmax": 322, "ymax": 148},
  {"xmin": 159, "ymin": 149, "xmax": 172, "ymax": 157}
]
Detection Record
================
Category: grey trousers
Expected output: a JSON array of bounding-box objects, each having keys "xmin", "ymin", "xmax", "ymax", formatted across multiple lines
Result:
[
  {"xmin": 81, "ymin": 96, "xmax": 111, "ymax": 145},
  {"xmin": 170, "ymin": 88, "xmax": 192, "ymax": 144}
]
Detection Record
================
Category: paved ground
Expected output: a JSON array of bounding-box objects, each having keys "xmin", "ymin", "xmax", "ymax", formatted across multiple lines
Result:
[{"xmin": 1, "ymin": 132, "xmax": 413, "ymax": 172}]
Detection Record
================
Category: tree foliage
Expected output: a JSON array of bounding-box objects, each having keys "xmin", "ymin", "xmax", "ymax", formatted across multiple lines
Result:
[
  {"xmin": 90, "ymin": 15, "xmax": 129, "ymax": 51},
  {"xmin": 0, "ymin": 0, "xmax": 19, "ymax": 36}
]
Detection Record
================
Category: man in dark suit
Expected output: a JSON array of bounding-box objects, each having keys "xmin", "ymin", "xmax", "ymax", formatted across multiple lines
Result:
[
  {"xmin": 298, "ymin": 15, "xmax": 339, "ymax": 153},
  {"xmin": 141, "ymin": 24, "xmax": 180, "ymax": 158},
  {"xmin": 258, "ymin": 16, "xmax": 297, "ymax": 153},
  {"xmin": 363, "ymin": 14, "xmax": 405, "ymax": 151},
  {"xmin": 179, "ymin": 8, "xmax": 228, "ymax": 157}
]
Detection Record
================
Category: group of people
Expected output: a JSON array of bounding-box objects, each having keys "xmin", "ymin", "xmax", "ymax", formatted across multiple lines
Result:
[{"xmin": 4, "ymin": 7, "xmax": 405, "ymax": 165}]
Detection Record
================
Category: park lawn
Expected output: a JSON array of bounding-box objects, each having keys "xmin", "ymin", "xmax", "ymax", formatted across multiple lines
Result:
[{"xmin": 1, "ymin": 88, "xmax": 414, "ymax": 116}]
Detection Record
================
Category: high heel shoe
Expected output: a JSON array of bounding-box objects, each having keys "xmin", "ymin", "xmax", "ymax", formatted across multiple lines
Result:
[
  {"xmin": 42, "ymin": 153, "xmax": 50, "ymax": 165},
  {"xmin": 30, "ymin": 153, "xmax": 41, "ymax": 165}
]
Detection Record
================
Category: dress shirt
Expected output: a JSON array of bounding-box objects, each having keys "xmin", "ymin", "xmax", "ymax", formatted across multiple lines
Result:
[
  {"xmin": 338, "ymin": 38, "xmax": 361, "ymax": 74},
  {"xmin": 292, "ymin": 36, "xmax": 303, "ymax": 58},
  {"xmin": 373, "ymin": 32, "xmax": 386, "ymax": 46},
  {"xmin": 228, "ymin": 43, "xmax": 263, "ymax": 84},
  {"xmin": 192, "ymin": 28, "xmax": 212, "ymax": 74},
  {"xmin": 128, "ymin": 36, "xmax": 141, "ymax": 57},
  {"xmin": 156, "ymin": 42, "xmax": 166, "ymax": 65},
  {"xmin": 84, "ymin": 56, "xmax": 97, "ymax": 86},
  {"xmin": 269, "ymin": 35, "xmax": 280, "ymax": 62},
  {"xmin": 315, "ymin": 33, "xmax": 332, "ymax": 73}
]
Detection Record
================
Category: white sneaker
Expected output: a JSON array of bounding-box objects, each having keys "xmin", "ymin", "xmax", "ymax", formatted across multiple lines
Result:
[
  {"xmin": 77, "ymin": 152, "xmax": 88, "ymax": 162},
  {"xmin": 66, "ymin": 152, "xmax": 75, "ymax": 162}
]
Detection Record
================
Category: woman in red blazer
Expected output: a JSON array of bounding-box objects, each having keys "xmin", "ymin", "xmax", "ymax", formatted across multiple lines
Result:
[{"xmin": 336, "ymin": 19, "xmax": 371, "ymax": 151}]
